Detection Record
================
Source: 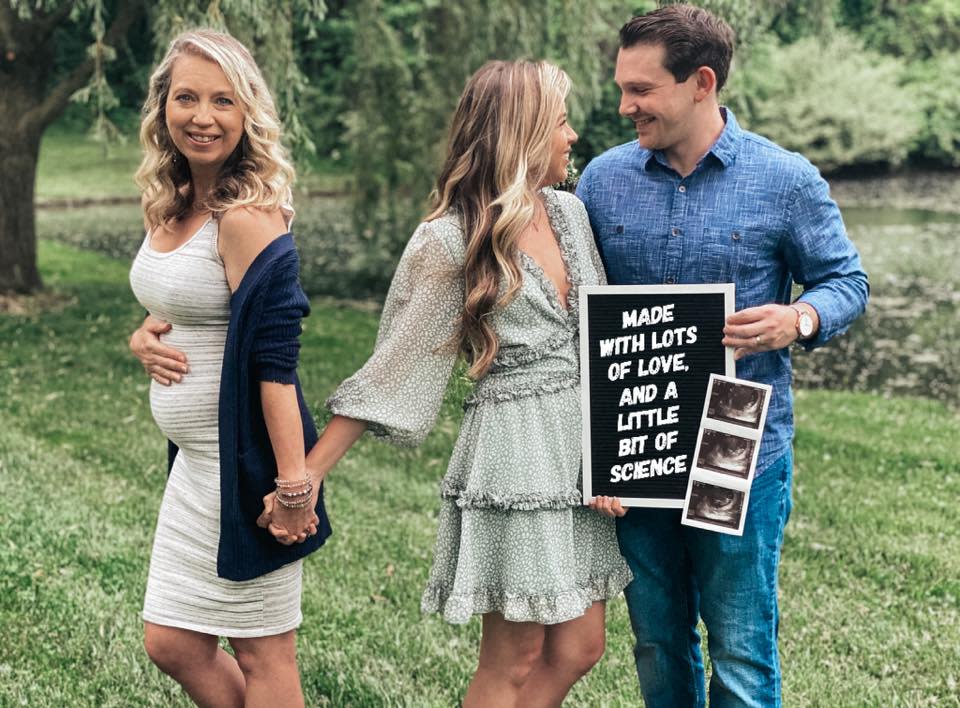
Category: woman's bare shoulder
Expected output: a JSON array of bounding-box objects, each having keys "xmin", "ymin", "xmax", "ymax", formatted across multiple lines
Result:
[{"xmin": 219, "ymin": 206, "xmax": 287, "ymax": 239}]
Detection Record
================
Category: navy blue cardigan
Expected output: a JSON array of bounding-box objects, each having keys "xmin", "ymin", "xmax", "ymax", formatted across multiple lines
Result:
[{"xmin": 166, "ymin": 233, "xmax": 331, "ymax": 581}]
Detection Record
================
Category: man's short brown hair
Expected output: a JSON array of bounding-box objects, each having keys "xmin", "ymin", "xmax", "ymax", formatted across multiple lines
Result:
[{"xmin": 620, "ymin": 4, "xmax": 735, "ymax": 92}]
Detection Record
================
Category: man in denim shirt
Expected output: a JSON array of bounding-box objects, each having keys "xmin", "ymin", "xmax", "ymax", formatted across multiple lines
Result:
[{"xmin": 576, "ymin": 6, "xmax": 868, "ymax": 707}]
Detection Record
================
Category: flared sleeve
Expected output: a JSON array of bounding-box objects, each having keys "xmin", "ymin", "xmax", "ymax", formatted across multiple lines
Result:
[{"xmin": 326, "ymin": 218, "xmax": 465, "ymax": 446}]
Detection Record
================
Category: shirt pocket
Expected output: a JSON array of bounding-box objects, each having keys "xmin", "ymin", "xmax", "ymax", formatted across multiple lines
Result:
[
  {"xmin": 698, "ymin": 227, "xmax": 772, "ymax": 284},
  {"xmin": 595, "ymin": 221, "xmax": 662, "ymax": 285}
]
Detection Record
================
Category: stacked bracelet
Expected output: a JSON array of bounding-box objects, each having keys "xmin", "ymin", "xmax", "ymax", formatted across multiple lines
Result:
[{"xmin": 275, "ymin": 476, "xmax": 314, "ymax": 509}]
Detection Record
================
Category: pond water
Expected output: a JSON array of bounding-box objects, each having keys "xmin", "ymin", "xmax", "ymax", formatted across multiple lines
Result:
[
  {"xmin": 791, "ymin": 207, "xmax": 960, "ymax": 406},
  {"xmin": 37, "ymin": 200, "xmax": 959, "ymax": 406}
]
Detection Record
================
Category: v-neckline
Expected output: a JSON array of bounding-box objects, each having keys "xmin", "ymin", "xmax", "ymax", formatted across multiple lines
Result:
[{"xmin": 518, "ymin": 190, "xmax": 573, "ymax": 314}]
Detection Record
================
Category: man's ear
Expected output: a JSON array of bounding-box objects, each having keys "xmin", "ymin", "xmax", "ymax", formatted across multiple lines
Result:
[{"xmin": 693, "ymin": 66, "xmax": 717, "ymax": 102}]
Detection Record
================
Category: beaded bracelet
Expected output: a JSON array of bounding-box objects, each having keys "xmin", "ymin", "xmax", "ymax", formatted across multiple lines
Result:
[
  {"xmin": 276, "ymin": 488, "xmax": 313, "ymax": 508},
  {"xmin": 275, "ymin": 476, "xmax": 312, "ymax": 488},
  {"xmin": 275, "ymin": 476, "xmax": 314, "ymax": 509},
  {"xmin": 279, "ymin": 487, "xmax": 312, "ymax": 499},
  {"xmin": 276, "ymin": 496, "xmax": 312, "ymax": 509}
]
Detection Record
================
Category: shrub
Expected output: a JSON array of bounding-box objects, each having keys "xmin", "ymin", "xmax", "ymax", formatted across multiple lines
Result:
[
  {"xmin": 840, "ymin": 0, "xmax": 960, "ymax": 60},
  {"xmin": 726, "ymin": 32, "xmax": 922, "ymax": 172},
  {"xmin": 905, "ymin": 52, "xmax": 960, "ymax": 167}
]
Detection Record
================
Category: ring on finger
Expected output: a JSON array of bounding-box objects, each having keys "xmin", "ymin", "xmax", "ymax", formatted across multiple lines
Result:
[{"xmin": 755, "ymin": 335, "xmax": 763, "ymax": 346}]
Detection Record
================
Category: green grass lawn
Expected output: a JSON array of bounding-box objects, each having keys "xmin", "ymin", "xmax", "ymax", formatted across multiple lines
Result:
[
  {"xmin": 36, "ymin": 128, "xmax": 143, "ymax": 202},
  {"xmin": 1, "ymin": 242, "xmax": 957, "ymax": 706},
  {"xmin": 35, "ymin": 126, "xmax": 347, "ymax": 203}
]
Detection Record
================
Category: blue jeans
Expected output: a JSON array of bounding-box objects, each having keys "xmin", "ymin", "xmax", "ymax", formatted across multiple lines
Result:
[{"xmin": 616, "ymin": 450, "xmax": 793, "ymax": 708}]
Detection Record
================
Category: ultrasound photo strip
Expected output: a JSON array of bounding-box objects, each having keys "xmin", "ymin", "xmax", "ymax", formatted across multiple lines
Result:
[{"xmin": 681, "ymin": 374, "xmax": 773, "ymax": 536}]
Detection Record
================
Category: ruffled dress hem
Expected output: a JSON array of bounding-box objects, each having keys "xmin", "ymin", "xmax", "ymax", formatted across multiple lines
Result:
[
  {"xmin": 420, "ymin": 566, "xmax": 633, "ymax": 625},
  {"xmin": 440, "ymin": 482, "xmax": 583, "ymax": 511}
]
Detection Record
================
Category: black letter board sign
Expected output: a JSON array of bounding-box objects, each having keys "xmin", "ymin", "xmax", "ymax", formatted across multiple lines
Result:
[{"xmin": 579, "ymin": 285, "xmax": 734, "ymax": 508}]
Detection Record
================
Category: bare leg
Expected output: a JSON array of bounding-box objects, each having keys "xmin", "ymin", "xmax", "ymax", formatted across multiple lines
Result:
[
  {"xmin": 463, "ymin": 613, "xmax": 546, "ymax": 708},
  {"xmin": 229, "ymin": 630, "xmax": 304, "ymax": 708},
  {"xmin": 143, "ymin": 622, "xmax": 245, "ymax": 707},
  {"xmin": 516, "ymin": 601, "xmax": 608, "ymax": 708}
]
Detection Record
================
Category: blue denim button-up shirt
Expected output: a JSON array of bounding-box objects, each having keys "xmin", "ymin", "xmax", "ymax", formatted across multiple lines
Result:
[{"xmin": 576, "ymin": 109, "xmax": 868, "ymax": 474}]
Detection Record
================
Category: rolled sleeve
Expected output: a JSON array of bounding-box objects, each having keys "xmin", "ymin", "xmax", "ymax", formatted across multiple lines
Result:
[{"xmin": 784, "ymin": 173, "xmax": 869, "ymax": 349}]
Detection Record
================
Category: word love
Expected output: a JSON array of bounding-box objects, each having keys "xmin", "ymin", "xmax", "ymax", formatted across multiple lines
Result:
[{"xmin": 607, "ymin": 352, "xmax": 690, "ymax": 381}]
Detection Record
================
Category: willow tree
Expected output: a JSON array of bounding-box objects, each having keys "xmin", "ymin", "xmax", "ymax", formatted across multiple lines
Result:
[
  {"xmin": 343, "ymin": 0, "xmax": 635, "ymax": 289},
  {"xmin": 344, "ymin": 0, "xmax": 810, "ymax": 287},
  {"xmin": 0, "ymin": 0, "xmax": 323, "ymax": 294}
]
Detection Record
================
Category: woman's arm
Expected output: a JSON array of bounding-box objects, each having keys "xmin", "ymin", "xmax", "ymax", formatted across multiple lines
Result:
[
  {"xmin": 305, "ymin": 415, "xmax": 368, "ymax": 481},
  {"xmin": 259, "ymin": 382, "xmax": 322, "ymax": 544},
  {"xmin": 220, "ymin": 207, "xmax": 318, "ymax": 544},
  {"xmin": 129, "ymin": 314, "xmax": 189, "ymax": 385},
  {"xmin": 261, "ymin": 221, "xmax": 463, "ymax": 536}
]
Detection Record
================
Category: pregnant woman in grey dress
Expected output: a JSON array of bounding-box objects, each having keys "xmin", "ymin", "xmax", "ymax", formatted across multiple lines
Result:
[
  {"xmin": 297, "ymin": 61, "xmax": 632, "ymax": 707},
  {"xmin": 128, "ymin": 30, "xmax": 327, "ymax": 707}
]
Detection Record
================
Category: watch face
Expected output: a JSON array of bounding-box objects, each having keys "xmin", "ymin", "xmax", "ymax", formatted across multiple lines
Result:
[{"xmin": 798, "ymin": 313, "xmax": 814, "ymax": 337}]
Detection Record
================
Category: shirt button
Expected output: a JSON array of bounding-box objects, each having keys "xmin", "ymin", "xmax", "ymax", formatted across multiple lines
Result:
[
  {"xmin": 671, "ymin": 227, "xmax": 681, "ymax": 237},
  {"xmin": 678, "ymin": 185, "xmax": 686, "ymax": 193},
  {"xmin": 665, "ymin": 276, "xmax": 676, "ymax": 284},
  {"xmin": 732, "ymin": 231, "xmax": 741, "ymax": 240}
]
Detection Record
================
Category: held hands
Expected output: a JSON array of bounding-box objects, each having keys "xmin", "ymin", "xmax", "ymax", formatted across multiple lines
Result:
[
  {"xmin": 722, "ymin": 304, "xmax": 812, "ymax": 360},
  {"xmin": 590, "ymin": 495, "xmax": 627, "ymax": 517},
  {"xmin": 129, "ymin": 314, "xmax": 189, "ymax": 385},
  {"xmin": 256, "ymin": 473, "xmax": 322, "ymax": 545}
]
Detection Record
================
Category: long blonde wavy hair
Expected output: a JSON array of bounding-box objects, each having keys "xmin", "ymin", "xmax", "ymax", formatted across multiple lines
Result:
[
  {"xmin": 428, "ymin": 60, "xmax": 571, "ymax": 379},
  {"xmin": 135, "ymin": 29, "xmax": 294, "ymax": 231}
]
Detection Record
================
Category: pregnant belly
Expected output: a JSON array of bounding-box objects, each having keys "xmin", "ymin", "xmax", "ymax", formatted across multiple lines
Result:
[{"xmin": 148, "ymin": 326, "xmax": 226, "ymax": 450}]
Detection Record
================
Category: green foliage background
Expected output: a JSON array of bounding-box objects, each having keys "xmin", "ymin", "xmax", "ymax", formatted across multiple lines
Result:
[
  {"xmin": 47, "ymin": 0, "xmax": 960, "ymax": 295},
  {"xmin": 67, "ymin": 1, "xmax": 960, "ymax": 175}
]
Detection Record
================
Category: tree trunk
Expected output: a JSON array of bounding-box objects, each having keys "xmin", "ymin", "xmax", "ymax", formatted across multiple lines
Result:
[
  {"xmin": 0, "ymin": 9, "xmax": 55, "ymax": 294},
  {"xmin": 0, "ymin": 128, "xmax": 43, "ymax": 293},
  {"xmin": 0, "ymin": 1, "xmax": 145, "ymax": 294}
]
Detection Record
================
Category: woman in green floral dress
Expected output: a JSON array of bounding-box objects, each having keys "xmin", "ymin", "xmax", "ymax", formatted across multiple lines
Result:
[{"xmin": 290, "ymin": 60, "xmax": 632, "ymax": 707}]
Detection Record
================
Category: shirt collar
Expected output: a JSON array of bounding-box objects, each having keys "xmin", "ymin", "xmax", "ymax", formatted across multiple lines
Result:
[
  {"xmin": 708, "ymin": 107, "xmax": 741, "ymax": 167},
  {"xmin": 637, "ymin": 107, "xmax": 742, "ymax": 172}
]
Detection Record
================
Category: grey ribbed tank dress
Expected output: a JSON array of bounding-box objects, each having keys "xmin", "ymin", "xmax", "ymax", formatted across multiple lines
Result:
[{"xmin": 130, "ymin": 219, "xmax": 302, "ymax": 637}]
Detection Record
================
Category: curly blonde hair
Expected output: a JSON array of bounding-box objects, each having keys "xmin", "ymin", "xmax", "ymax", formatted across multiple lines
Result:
[
  {"xmin": 427, "ymin": 60, "xmax": 571, "ymax": 378},
  {"xmin": 135, "ymin": 28, "xmax": 295, "ymax": 231}
]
